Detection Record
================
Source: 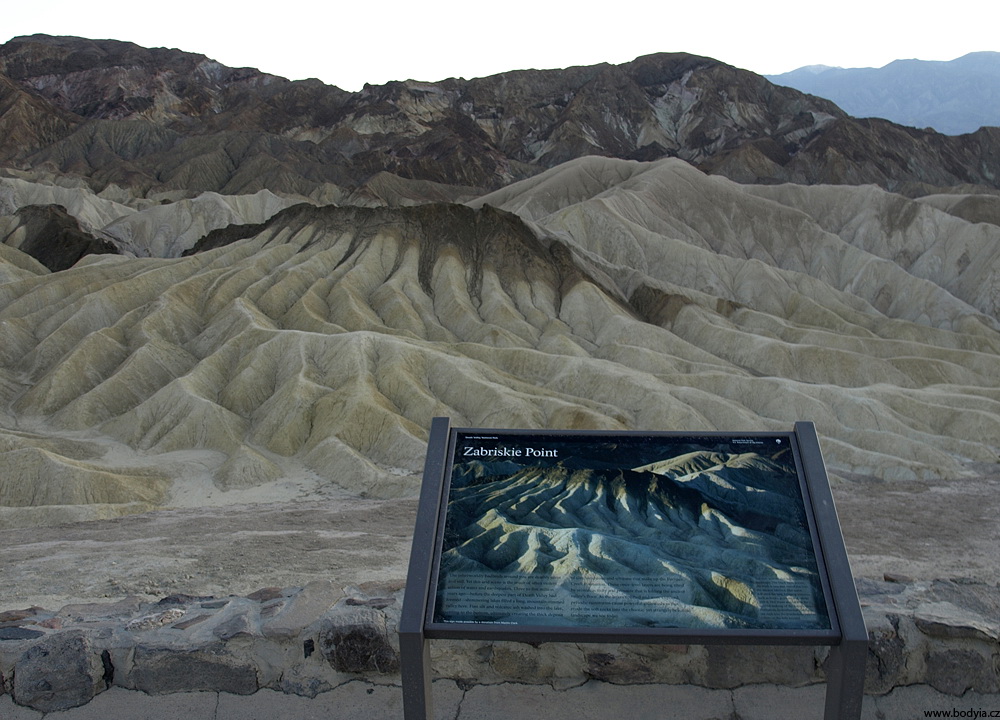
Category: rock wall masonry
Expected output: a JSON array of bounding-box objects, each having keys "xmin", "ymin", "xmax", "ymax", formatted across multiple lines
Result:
[{"xmin": 1, "ymin": 577, "xmax": 997, "ymax": 713}]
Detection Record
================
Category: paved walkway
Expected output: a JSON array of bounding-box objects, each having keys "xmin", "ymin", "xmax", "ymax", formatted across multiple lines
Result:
[{"xmin": 3, "ymin": 682, "xmax": 997, "ymax": 720}]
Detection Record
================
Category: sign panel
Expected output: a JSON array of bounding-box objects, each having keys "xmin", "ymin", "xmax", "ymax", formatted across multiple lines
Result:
[{"xmin": 429, "ymin": 429, "xmax": 833, "ymax": 634}]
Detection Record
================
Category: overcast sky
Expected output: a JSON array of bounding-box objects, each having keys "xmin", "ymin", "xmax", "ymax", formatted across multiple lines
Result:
[{"xmin": 3, "ymin": 0, "xmax": 996, "ymax": 91}]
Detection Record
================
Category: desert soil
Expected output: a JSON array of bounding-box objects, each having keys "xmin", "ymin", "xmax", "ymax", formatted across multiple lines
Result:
[{"xmin": 1, "ymin": 470, "xmax": 998, "ymax": 611}]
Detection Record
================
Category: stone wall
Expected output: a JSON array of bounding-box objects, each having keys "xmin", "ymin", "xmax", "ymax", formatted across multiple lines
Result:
[{"xmin": 1, "ymin": 578, "xmax": 998, "ymax": 714}]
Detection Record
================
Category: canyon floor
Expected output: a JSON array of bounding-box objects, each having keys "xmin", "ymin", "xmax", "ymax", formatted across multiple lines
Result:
[{"xmin": 2, "ymin": 467, "xmax": 999, "ymax": 612}]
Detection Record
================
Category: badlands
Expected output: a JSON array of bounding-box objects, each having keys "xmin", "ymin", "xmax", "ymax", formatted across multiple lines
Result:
[
  {"xmin": 2, "ymin": 158, "xmax": 999, "ymax": 685},
  {"xmin": 3, "ymin": 157, "xmax": 999, "ymax": 531}
]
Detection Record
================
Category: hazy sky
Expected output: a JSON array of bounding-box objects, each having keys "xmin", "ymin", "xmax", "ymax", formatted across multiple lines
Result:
[{"xmin": 3, "ymin": 1, "xmax": 995, "ymax": 91}]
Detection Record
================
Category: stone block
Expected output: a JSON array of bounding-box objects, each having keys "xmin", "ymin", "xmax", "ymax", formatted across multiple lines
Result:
[
  {"xmin": 12, "ymin": 630, "xmax": 108, "ymax": 712},
  {"xmin": 429, "ymin": 638, "xmax": 495, "ymax": 680},
  {"xmin": 0, "ymin": 608, "xmax": 46, "ymax": 624},
  {"xmin": 246, "ymin": 587, "xmax": 284, "ymax": 603},
  {"xmin": 703, "ymin": 644, "xmax": 817, "ymax": 689},
  {"xmin": 585, "ymin": 650, "xmax": 658, "ymax": 684},
  {"xmin": 489, "ymin": 642, "xmax": 545, "ymax": 681},
  {"xmin": 317, "ymin": 607, "xmax": 399, "ymax": 674},
  {"xmin": 865, "ymin": 615, "xmax": 907, "ymax": 695},
  {"xmin": 0, "ymin": 627, "xmax": 44, "ymax": 641},
  {"xmin": 127, "ymin": 644, "xmax": 259, "ymax": 695},
  {"xmin": 488, "ymin": 641, "xmax": 586, "ymax": 683},
  {"xmin": 262, "ymin": 580, "xmax": 342, "ymax": 639},
  {"xmin": 58, "ymin": 597, "xmax": 145, "ymax": 622},
  {"xmin": 925, "ymin": 647, "xmax": 999, "ymax": 695},
  {"xmin": 914, "ymin": 601, "xmax": 1000, "ymax": 642},
  {"xmin": 213, "ymin": 608, "xmax": 256, "ymax": 640},
  {"xmin": 582, "ymin": 643, "xmax": 697, "ymax": 685}
]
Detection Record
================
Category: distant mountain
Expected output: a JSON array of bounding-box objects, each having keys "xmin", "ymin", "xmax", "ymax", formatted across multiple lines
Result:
[
  {"xmin": 3, "ymin": 35, "xmax": 1000, "ymax": 203},
  {"xmin": 767, "ymin": 52, "xmax": 1000, "ymax": 135}
]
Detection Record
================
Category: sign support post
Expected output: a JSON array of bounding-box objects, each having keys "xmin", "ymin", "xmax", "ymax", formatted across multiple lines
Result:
[
  {"xmin": 399, "ymin": 416, "xmax": 450, "ymax": 720},
  {"xmin": 401, "ymin": 419, "xmax": 866, "ymax": 720},
  {"xmin": 795, "ymin": 422, "xmax": 868, "ymax": 720}
]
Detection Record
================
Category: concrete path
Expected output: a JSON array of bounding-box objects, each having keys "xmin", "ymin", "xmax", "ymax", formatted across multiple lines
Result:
[{"xmin": 3, "ymin": 682, "xmax": 997, "ymax": 720}]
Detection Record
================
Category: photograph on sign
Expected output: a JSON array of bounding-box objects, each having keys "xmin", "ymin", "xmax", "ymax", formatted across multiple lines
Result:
[{"xmin": 431, "ymin": 431, "xmax": 832, "ymax": 631}]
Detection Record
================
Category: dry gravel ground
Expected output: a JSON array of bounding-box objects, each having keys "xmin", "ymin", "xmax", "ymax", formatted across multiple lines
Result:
[
  {"xmin": 0, "ymin": 499, "xmax": 418, "ymax": 610},
  {"xmin": 831, "ymin": 469, "xmax": 1000, "ymax": 582},
  {"xmin": 1, "ymin": 471, "xmax": 999, "ymax": 611}
]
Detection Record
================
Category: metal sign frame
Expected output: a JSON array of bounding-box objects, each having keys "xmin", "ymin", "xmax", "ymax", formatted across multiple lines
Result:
[{"xmin": 400, "ymin": 418, "xmax": 866, "ymax": 719}]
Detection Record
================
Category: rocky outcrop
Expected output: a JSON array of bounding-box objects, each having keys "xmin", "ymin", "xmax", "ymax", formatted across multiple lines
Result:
[
  {"xmin": 3, "ymin": 34, "xmax": 1000, "ymax": 199},
  {"xmin": 0, "ymin": 72, "xmax": 80, "ymax": 161},
  {"xmin": 0, "ymin": 177, "xmax": 303, "ymax": 262},
  {"xmin": 0, "ymin": 204, "xmax": 116, "ymax": 271},
  {"xmin": 0, "ymin": 34, "xmax": 287, "ymax": 124}
]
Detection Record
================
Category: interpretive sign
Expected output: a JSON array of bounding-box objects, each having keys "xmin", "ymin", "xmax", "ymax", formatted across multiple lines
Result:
[
  {"xmin": 400, "ymin": 419, "xmax": 866, "ymax": 720},
  {"xmin": 434, "ymin": 430, "xmax": 832, "ymax": 634}
]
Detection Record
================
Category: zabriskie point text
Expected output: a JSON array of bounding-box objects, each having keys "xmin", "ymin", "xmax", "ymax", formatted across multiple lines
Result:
[{"xmin": 462, "ymin": 446, "xmax": 558, "ymax": 458}]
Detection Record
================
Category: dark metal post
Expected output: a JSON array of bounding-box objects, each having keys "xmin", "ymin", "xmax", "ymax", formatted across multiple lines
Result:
[
  {"xmin": 795, "ymin": 422, "xmax": 867, "ymax": 720},
  {"xmin": 399, "ymin": 632, "xmax": 432, "ymax": 720},
  {"xmin": 400, "ymin": 417, "xmax": 452, "ymax": 720},
  {"xmin": 824, "ymin": 634, "xmax": 869, "ymax": 720}
]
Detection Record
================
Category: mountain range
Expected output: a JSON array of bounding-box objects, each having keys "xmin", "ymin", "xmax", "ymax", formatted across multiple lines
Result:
[
  {"xmin": 3, "ymin": 34, "xmax": 1000, "ymax": 204},
  {"xmin": 768, "ymin": 52, "xmax": 1000, "ymax": 136},
  {"xmin": 1, "ymin": 35, "xmax": 999, "ymax": 530}
]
